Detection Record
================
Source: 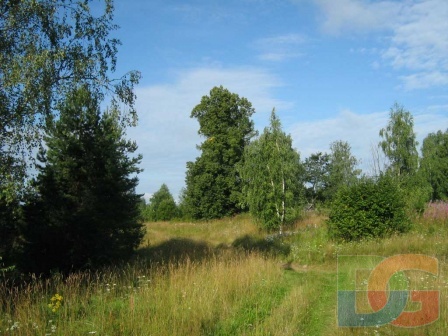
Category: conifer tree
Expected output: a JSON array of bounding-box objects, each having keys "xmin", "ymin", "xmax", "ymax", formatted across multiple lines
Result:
[
  {"xmin": 22, "ymin": 87, "xmax": 144, "ymax": 273},
  {"xmin": 147, "ymin": 184, "xmax": 178, "ymax": 221}
]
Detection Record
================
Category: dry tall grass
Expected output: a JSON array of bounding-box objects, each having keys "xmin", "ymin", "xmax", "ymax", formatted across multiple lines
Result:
[{"xmin": 2, "ymin": 206, "xmax": 448, "ymax": 335}]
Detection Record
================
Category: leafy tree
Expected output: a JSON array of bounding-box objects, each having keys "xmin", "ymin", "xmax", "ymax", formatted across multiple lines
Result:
[
  {"xmin": 328, "ymin": 175, "xmax": 409, "ymax": 241},
  {"xmin": 21, "ymin": 87, "xmax": 144, "ymax": 274},
  {"xmin": 303, "ymin": 152, "xmax": 330, "ymax": 205},
  {"xmin": 240, "ymin": 110, "xmax": 302, "ymax": 233},
  {"xmin": 379, "ymin": 103, "xmax": 418, "ymax": 178},
  {"xmin": 1, "ymin": 0, "xmax": 139, "ymax": 269},
  {"xmin": 420, "ymin": 129, "xmax": 448, "ymax": 200},
  {"xmin": 146, "ymin": 184, "xmax": 178, "ymax": 221},
  {"xmin": 184, "ymin": 86, "xmax": 256, "ymax": 219},
  {"xmin": 325, "ymin": 140, "xmax": 361, "ymax": 200},
  {"xmin": 378, "ymin": 104, "xmax": 433, "ymax": 213}
]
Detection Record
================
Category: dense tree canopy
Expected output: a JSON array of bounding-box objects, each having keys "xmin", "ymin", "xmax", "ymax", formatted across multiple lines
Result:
[
  {"xmin": 184, "ymin": 86, "xmax": 256, "ymax": 219},
  {"xmin": 240, "ymin": 110, "xmax": 302, "ymax": 232},
  {"xmin": 21, "ymin": 87, "xmax": 144, "ymax": 273}
]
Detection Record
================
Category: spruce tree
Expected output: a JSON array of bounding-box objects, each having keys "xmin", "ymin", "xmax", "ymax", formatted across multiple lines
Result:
[
  {"xmin": 147, "ymin": 184, "xmax": 178, "ymax": 221},
  {"xmin": 22, "ymin": 87, "xmax": 144, "ymax": 273}
]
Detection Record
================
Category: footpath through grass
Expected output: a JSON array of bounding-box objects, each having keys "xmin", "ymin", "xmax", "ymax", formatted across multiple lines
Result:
[{"xmin": 1, "ymin": 209, "xmax": 448, "ymax": 335}]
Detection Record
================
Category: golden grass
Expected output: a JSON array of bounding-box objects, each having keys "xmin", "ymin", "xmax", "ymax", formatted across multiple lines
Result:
[
  {"xmin": 142, "ymin": 213, "xmax": 259, "ymax": 247},
  {"xmin": 0, "ymin": 252, "xmax": 286, "ymax": 335},
  {"xmin": 2, "ymin": 210, "xmax": 448, "ymax": 335}
]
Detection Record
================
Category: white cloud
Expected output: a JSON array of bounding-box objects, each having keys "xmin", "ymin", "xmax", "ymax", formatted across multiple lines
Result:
[
  {"xmin": 311, "ymin": 0, "xmax": 401, "ymax": 34},
  {"xmin": 254, "ymin": 33, "xmax": 306, "ymax": 61},
  {"xmin": 288, "ymin": 108, "xmax": 448, "ymax": 175},
  {"xmin": 384, "ymin": 0, "xmax": 448, "ymax": 89},
  {"xmin": 129, "ymin": 66, "xmax": 288, "ymax": 199},
  {"xmin": 308, "ymin": 0, "xmax": 448, "ymax": 90},
  {"xmin": 399, "ymin": 71, "xmax": 448, "ymax": 90},
  {"xmin": 289, "ymin": 109, "xmax": 388, "ymax": 166}
]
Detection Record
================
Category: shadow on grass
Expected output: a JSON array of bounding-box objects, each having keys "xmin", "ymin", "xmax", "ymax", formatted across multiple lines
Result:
[
  {"xmin": 231, "ymin": 235, "xmax": 290, "ymax": 257},
  {"xmin": 136, "ymin": 238, "xmax": 215, "ymax": 265},
  {"xmin": 135, "ymin": 234, "xmax": 291, "ymax": 266}
]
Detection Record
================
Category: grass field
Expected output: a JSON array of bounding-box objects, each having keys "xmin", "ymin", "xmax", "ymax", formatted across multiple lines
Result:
[{"xmin": 1, "ymin": 207, "xmax": 448, "ymax": 335}]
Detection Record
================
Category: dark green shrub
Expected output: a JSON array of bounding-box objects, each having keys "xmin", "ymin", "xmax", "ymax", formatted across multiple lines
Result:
[{"xmin": 327, "ymin": 175, "xmax": 409, "ymax": 241}]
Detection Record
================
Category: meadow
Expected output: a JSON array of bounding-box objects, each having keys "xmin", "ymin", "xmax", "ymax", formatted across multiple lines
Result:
[{"xmin": 1, "ymin": 203, "xmax": 448, "ymax": 335}]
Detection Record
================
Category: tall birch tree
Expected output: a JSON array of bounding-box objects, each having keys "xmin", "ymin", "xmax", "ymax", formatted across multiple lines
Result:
[
  {"xmin": 240, "ymin": 110, "xmax": 302, "ymax": 233},
  {"xmin": 379, "ymin": 103, "xmax": 418, "ymax": 179}
]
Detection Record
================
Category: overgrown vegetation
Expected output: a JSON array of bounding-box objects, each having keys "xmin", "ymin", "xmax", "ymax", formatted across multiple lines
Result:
[{"xmin": 1, "ymin": 206, "xmax": 448, "ymax": 335}]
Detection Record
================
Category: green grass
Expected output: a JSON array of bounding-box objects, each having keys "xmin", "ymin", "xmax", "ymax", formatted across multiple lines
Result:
[{"xmin": 1, "ymin": 209, "xmax": 448, "ymax": 335}]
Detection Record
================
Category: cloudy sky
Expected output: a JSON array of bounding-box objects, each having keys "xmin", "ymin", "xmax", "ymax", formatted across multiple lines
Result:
[{"xmin": 110, "ymin": 0, "xmax": 448, "ymax": 200}]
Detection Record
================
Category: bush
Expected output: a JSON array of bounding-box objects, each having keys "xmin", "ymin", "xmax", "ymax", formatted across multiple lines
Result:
[
  {"xmin": 401, "ymin": 172, "xmax": 432, "ymax": 215},
  {"xmin": 327, "ymin": 175, "xmax": 410, "ymax": 241}
]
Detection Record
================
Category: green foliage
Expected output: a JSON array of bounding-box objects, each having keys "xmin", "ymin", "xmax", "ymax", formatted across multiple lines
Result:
[
  {"xmin": 21, "ymin": 87, "xmax": 144, "ymax": 274},
  {"xmin": 400, "ymin": 172, "xmax": 432, "ymax": 215},
  {"xmin": 420, "ymin": 129, "xmax": 448, "ymax": 200},
  {"xmin": 325, "ymin": 140, "xmax": 361, "ymax": 201},
  {"xmin": 303, "ymin": 152, "xmax": 330, "ymax": 205},
  {"xmin": 184, "ymin": 86, "xmax": 256, "ymax": 219},
  {"xmin": 379, "ymin": 103, "xmax": 418, "ymax": 178},
  {"xmin": 1, "ymin": 0, "xmax": 140, "ymax": 272},
  {"xmin": 145, "ymin": 184, "xmax": 178, "ymax": 221},
  {"xmin": 240, "ymin": 110, "xmax": 302, "ymax": 232},
  {"xmin": 327, "ymin": 175, "xmax": 410, "ymax": 241},
  {"xmin": 1, "ymin": 0, "xmax": 140, "ymax": 184}
]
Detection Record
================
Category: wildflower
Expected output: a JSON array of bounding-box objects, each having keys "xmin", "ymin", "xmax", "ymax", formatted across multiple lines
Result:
[
  {"xmin": 48, "ymin": 294, "xmax": 63, "ymax": 313},
  {"xmin": 8, "ymin": 322, "xmax": 20, "ymax": 331}
]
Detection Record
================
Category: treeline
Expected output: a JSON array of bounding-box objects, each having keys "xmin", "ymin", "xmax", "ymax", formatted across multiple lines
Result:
[{"xmin": 144, "ymin": 89, "xmax": 447, "ymax": 240}]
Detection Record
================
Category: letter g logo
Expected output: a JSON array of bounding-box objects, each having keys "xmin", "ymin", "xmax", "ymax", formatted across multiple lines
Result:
[{"xmin": 338, "ymin": 254, "xmax": 439, "ymax": 328}]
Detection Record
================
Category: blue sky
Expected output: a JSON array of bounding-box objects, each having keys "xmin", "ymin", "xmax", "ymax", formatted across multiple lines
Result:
[{"xmin": 109, "ymin": 0, "xmax": 448, "ymax": 200}]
